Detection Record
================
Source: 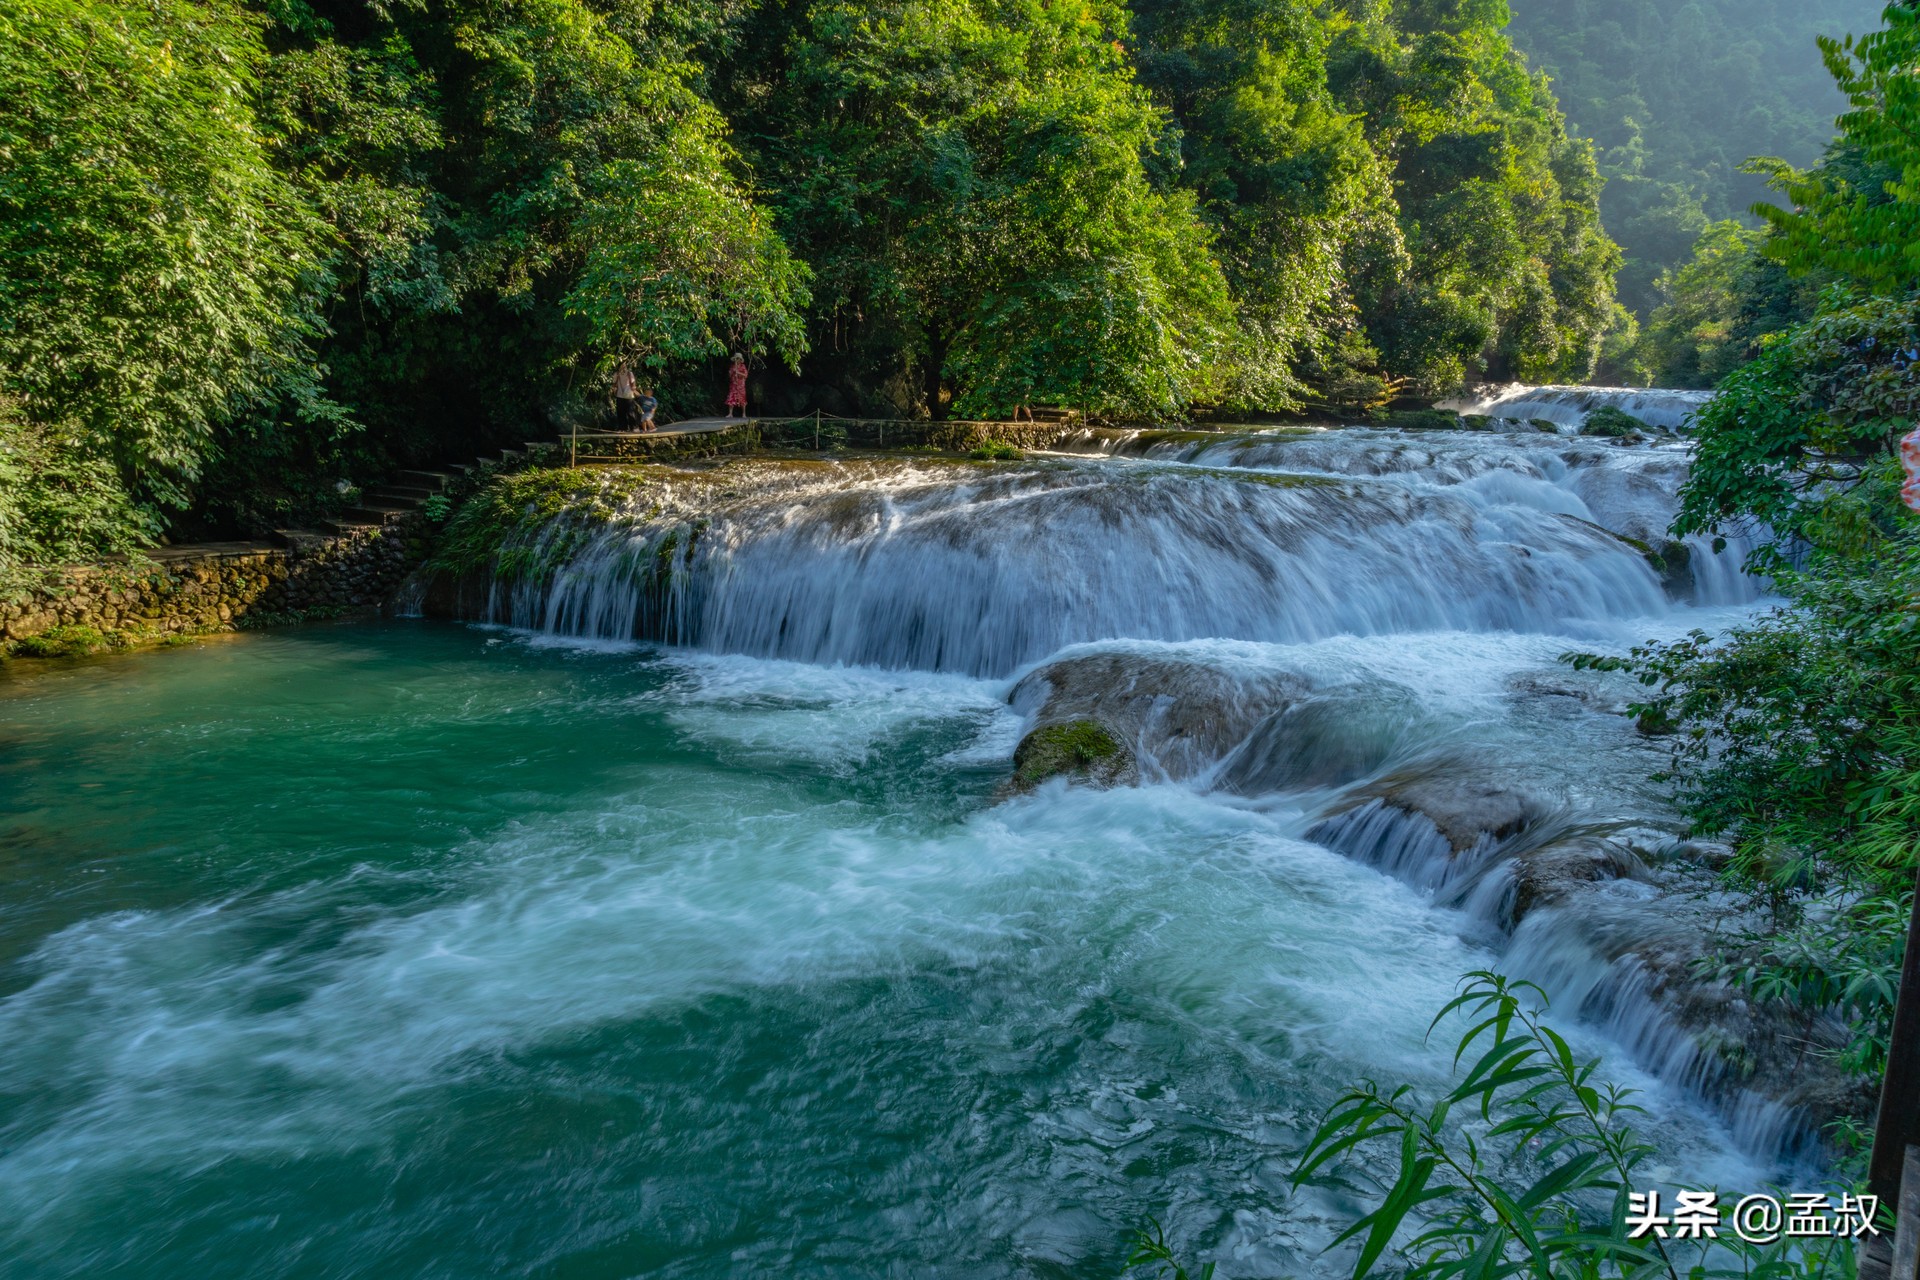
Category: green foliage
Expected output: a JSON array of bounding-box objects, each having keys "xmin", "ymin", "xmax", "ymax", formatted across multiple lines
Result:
[
  {"xmin": 1508, "ymin": 0, "xmax": 1886, "ymax": 317},
  {"xmin": 1566, "ymin": 543, "xmax": 1920, "ymax": 896},
  {"xmin": 1752, "ymin": 3, "xmax": 1920, "ymax": 294},
  {"xmin": 1327, "ymin": 0, "xmax": 1621, "ymax": 387},
  {"xmin": 1294, "ymin": 972, "xmax": 1859, "ymax": 1280},
  {"xmin": 749, "ymin": 0, "xmax": 1237, "ymax": 421},
  {"xmin": 1125, "ymin": 1218, "xmax": 1215, "ymax": 1280},
  {"xmin": 1720, "ymin": 889, "xmax": 1910, "ymax": 1077},
  {"xmin": 0, "ymin": 404, "xmax": 153, "ymax": 600},
  {"xmin": 1580, "ymin": 42, "xmax": 1920, "ymax": 1083},
  {"xmin": 1563, "ymin": 535, "xmax": 1920, "ymax": 1082},
  {"xmin": 1674, "ymin": 295, "xmax": 1919, "ymax": 550},
  {"xmin": 0, "ymin": 0, "xmax": 330, "ymax": 511},
  {"xmin": 1635, "ymin": 222, "xmax": 1773, "ymax": 389},
  {"xmin": 564, "ymin": 147, "xmax": 812, "ymax": 372},
  {"xmin": 1, "ymin": 0, "xmax": 1641, "ymax": 567},
  {"xmin": 1128, "ymin": 0, "xmax": 1397, "ymax": 407},
  {"xmin": 967, "ymin": 440, "xmax": 1025, "ymax": 460}
]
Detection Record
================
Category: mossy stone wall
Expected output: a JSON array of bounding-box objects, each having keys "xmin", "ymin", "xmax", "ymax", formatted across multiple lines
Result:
[{"xmin": 1, "ymin": 521, "xmax": 428, "ymax": 656}]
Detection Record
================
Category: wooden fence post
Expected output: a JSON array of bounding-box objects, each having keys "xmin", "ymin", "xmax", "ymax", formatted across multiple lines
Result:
[{"xmin": 1864, "ymin": 867, "xmax": 1920, "ymax": 1280}]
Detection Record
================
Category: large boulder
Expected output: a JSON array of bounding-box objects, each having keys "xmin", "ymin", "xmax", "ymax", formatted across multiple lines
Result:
[
  {"xmin": 1007, "ymin": 651, "xmax": 1312, "ymax": 786},
  {"xmin": 1007, "ymin": 648, "xmax": 1424, "ymax": 794},
  {"xmin": 1320, "ymin": 761, "xmax": 1547, "ymax": 853}
]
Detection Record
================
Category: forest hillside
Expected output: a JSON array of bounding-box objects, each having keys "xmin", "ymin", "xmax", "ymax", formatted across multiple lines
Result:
[{"xmin": 1508, "ymin": 0, "xmax": 1886, "ymax": 319}]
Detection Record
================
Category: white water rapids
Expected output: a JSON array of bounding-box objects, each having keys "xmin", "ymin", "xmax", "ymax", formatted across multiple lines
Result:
[
  {"xmin": 1437, "ymin": 383, "xmax": 1715, "ymax": 432},
  {"xmin": 481, "ymin": 429, "xmax": 1757, "ymax": 677},
  {"xmin": 429, "ymin": 426, "xmax": 1826, "ymax": 1166},
  {"xmin": 0, "ymin": 422, "xmax": 1821, "ymax": 1279}
]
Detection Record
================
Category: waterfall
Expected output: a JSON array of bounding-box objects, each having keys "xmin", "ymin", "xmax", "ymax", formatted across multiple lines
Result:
[
  {"xmin": 431, "ymin": 429, "xmax": 1808, "ymax": 1165},
  {"xmin": 1437, "ymin": 383, "xmax": 1715, "ymax": 432},
  {"xmin": 473, "ymin": 461, "xmax": 1676, "ymax": 676}
]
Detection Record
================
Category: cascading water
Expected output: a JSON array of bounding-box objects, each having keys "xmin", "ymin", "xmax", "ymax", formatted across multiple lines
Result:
[
  {"xmin": 452, "ymin": 429, "xmax": 1806, "ymax": 1150},
  {"xmin": 1, "ymin": 424, "xmax": 1824, "ymax": 1279},
  {"xmin": 1436, "ymin": 382, "xmax": 1715, "ymax": 432},
  {"xmin": 475, "ymin": 433, "xmax": 1755, "ymax": 673},
  {"xmin": 1055, "ymin": 425, "xmax": 1763, "ymax": 606}
]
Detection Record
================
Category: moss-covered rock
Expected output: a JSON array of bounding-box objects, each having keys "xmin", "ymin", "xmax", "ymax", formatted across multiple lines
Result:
[
  {"xmin": 967, "ymin": 440, "xmax": 1026, "ymax": 461},
  {"xmin": 1011, "ymin": 719, "xmax": 1128, "ymax": 789},
  {"xmin": 1580, "ymin": 405, "xmax": 1651, "ymax": 438},
  {"xmin": 1380, "ymin": 408, "xmax": 1463, "ymax": 432},
  {"xmin": 7, "ymin": 624, "xmax": 118, "ymax": 658}
]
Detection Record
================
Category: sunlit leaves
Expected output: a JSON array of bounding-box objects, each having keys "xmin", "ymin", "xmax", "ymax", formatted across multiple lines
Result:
[
  {"xmin": 565, "ymin": 147, "xmax": 811, "ymax": 370},
  {"xmin": 1675, "ymin": 294, "xmax": 1920, "ymax": 548},
  {"xmin": 1753, "ymin": 2, "xmax": 1920, "ymax": 294},
  {"xmin": 0, "ymin": 0, "xmax": 330, "ymax": 508}
]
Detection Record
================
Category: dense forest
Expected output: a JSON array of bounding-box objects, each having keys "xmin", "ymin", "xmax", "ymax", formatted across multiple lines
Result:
[
  {"xmin": 1507, "ymin": 0, "xmax": 1884, "ymax": 319},
  {"xmin": 2, "ymin": 0, "xmax": 1620, "ymax": 567},
  {"xmin": 0, "ymin": 0, "xmax": 1909, "ymax": 565}
]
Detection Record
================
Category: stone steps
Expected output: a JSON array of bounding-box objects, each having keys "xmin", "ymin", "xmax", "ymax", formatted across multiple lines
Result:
[
  {"xmin": 395, "ymin": 470, "xmax": 456, "ymax": 489},
  {"xmin": 340, "ymin": 501, "xmax": 417, "ymax": 525},
  {"xmin": 368, "ymin": 484, "xmax": 437, "ymax": 502}
]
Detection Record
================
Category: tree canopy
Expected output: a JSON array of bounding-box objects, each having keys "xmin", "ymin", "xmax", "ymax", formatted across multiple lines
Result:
[{"xmin": 2, "ymin": 0, "xmax": 1630, "ymax": 574}]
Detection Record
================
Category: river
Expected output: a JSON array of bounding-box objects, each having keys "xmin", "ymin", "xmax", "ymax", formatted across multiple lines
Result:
[{"xmin": 0, "ymin": 418, "xmax": 1818, "ymax": 1278}]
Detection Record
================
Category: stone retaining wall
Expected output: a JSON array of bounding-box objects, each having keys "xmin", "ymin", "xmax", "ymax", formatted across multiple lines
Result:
[{"xmin": 1, "ymin": 520, "xmax": 427, "ymax": 653}]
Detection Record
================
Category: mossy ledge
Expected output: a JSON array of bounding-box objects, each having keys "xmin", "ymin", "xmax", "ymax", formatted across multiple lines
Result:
[{"xmin": 1010, "ymin": 719, "xmax": 1130, "ymax": 791}]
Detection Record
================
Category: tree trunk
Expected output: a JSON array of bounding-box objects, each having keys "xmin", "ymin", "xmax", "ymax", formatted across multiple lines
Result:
[{"xmin": 923, "ymin": 327, "xmax": 950, "ymax": 422}]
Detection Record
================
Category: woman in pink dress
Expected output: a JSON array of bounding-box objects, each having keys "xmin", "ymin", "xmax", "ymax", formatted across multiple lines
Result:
[{"xmin": 724, "ymin": 353, "xmax": 748, "ymax": 419}]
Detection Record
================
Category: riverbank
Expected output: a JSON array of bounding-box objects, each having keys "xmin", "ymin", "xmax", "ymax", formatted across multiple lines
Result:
[{"xmin": 0, "ymin": 525, "xmax": 424, "ymax": 658}]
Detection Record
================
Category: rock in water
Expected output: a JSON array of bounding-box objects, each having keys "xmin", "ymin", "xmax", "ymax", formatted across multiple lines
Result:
[
  {"xmin": 1009, "ymin": 720, "xmax": 1130, "ymax": 790},
  {"xmin": 1007, "ymin": 651, "xmax": 1312, "ymax": 785}
]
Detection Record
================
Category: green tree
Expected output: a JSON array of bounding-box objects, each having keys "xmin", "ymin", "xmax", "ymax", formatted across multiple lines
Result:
[
  {"xmin": 1129, "ymin": 0, "xmax": 1400, "ymax": 409},
  {"xmin": 1674, "ymin": 294, "xmax": 1918, "ymax": 550},
  {"xmin": 564, "ymin": 150, "xmax": 811, "ymax": 376},
  {"xmin": 1326, "ymin": 0, "xmax": 1620, "ymax": 389},
  {"xmin": 0, "ymin": 0, "xmax": 330, "ymax": 513},
  {"xmin": 1634, "ymin": 221, "xmax": 1767, "ymax": 388},
  {"xmin": 750, "ymin": 0, "xmax": 1234, "ymax": 419},
  {"xmin": 1751, "ymin": 2, "xmax": 1920, "ymax": 294}
]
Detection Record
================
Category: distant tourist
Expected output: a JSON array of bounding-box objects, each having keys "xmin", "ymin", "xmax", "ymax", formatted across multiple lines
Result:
[
  {"xmin": 613, "ymin": 363, "xmax": 638, "ymax": 429},
  {"xmin": 638, "ymin": 386, "xmax": 658, "ymax": 433},
  {"xmin": 724, "ymin": 353, "xmax": 748, "ymax": 419}
]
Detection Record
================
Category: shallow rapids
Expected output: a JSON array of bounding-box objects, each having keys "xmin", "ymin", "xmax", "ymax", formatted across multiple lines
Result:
[
  {"xmin": 0, "ymin": 426, "xmax": 1813, "ymax": 1277},
  {"xmin": 2, "ymin": 626, "xmax": 1776, "ymax": 1278}
]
